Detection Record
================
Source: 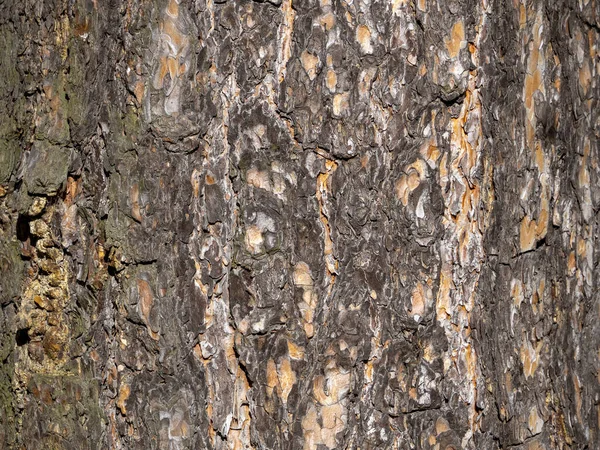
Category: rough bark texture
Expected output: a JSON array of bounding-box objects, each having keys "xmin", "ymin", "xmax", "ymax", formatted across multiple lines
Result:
[{"xmin": 0, "ymin": 0, "xmax": 599, "ymax": 449}]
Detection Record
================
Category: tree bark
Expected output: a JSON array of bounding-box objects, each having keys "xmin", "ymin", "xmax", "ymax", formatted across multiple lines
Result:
[{"xmin": 0, "ymin": 0, "xmax": 598, "ymax": 448}]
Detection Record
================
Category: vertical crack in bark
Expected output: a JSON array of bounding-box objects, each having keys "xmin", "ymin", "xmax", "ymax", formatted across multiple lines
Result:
[
  {"xmin": 316, "ymin": 157, "xmax": 339, "ymax": 298},
  {"xmin": 276, "ymin": 0, "xmax": 296, "ymax": 84},
  {"xmin": 519, "ymin": 7, "xmax": 550, "ymax": 254},
  {"xmin": 297, "ymin": 158, "xmax": 351, "ymax": 450},
  {"xmin": 191, "ymin": 71, "xmax": 254, "ymax": 450},
  {"xmin": 436, "ymin": 2, "xmax": 490, "ymax": 446}
]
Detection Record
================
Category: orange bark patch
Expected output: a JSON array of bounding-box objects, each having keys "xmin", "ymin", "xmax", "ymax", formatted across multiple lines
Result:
[
  {"xmin": 326, "ymin": 69, "xmax": 337, "ymax": 92},
  {"xmin": 130, "ymin": 183, "xmax": 142, "ymax": 222},
  {"xmin": 294, "ymin": 262, "xmax": 317, "ymax": 338},
  {"xmin": 567, "ymin": 251, "xmax": 576, "ymax": 275},
  {"xmin": 301, "ymin": 405, "xmax": 321, "ymax": 449},
  {"xmin": 191, "ymin": 169, "xmax": 201, "ymax": 197},
  {"xmin": 316, "ymin": 160, "xmax": 339, "ymax": 277},
  {"xmin": 519, "ymin": 206, "xmax": 548, "ymax": 252},
  {"xmin": 356, "ymin": 25, "xmax": 373, "ymax": 54},
  {"xmin": 244, "ymin": 225, "xmax": 263, "ymax": 255},
  {"xmin": 278, "ymin": 358, "xmax": 296, "ymax": 404},
  {"xmin": 392, "ymin": 0, "xmax": 407, "ymax": 14},
  {"xmin": 166, "ymin": 0, "xmax": 179, "ymax": 17},
  {"xmin": 246, "ymin": 167, "xmax": 271, "ymax": 190},
  {"xmin": 277, "ymin": 0, "xmax": 296, "ymax": 83},
  {"xmin": 319, "ymin": 13, "xmax": 335, "ymax": 31},
  {"xmin": 313, "ymin": 368, "xmax": 351, "ymax": 406},
  {"xmin": 287, "ymin": 340, "xmax": 306, "ymax": 360},
  {"xmin": 528, "ymin": 406, "xmax": 544, "ymax": 434},
  {"xmin": 579, "ymin": 60, "xmax": 591, "ymax": 95},
  {"xmin": 446, "ymin": 21, "xmax": 465, "ymax": 58},
  {"xmin": 410, "ymin": 282, "xmax": 427, "ymax": 318},
  {"xmin": 395, "ymin": 160, "xmax": 427, "ymax": 206},
  {"xmin": 137, "ymin": 279, "xmax": 153, "ymax": 326},
  {"xmin": 293, "ymin": 262, "xmax": 313, "ymax": 287},
  {"xmin": 579, "ymin": 140, "xmax": 590, "ymax": 188},
  {"xmin": 64, "ymin": 176, "xmax": 80, "ymax": 206},
  {"xmin": 332, "ymin": 92, "xmax": 349, "ymax": 116},
  {"xmin": 266, "ymin": 357, "xmax": 297, "ymax": 404},
  {"xmin": 134, "ymin": 80, "xmax": 144, "ymax": 104},
  {"xmin": 519, "ymin": 4, "xmax": 527, "ymax": 30},
  {"xmin": 435, "ymin": 417, "xmax": 450, "ymax": 435},
  {"xmin": 435, "ymin": 266, "xmax": 453, "ymax": 321},
  {"xmin": 520, "ymin": 215, "xmax": 537, "ymax": 252},
  {"xmin": 300, "ymin": 50, "xmax": 320, "ymax": 81},
  {"xmin": 170, "ymin": 416, "xmax": 189, "ymax": 438},
  {"xmin": 526, "ymin": 439, "xmax": 547, "ymax": 450},
  {"xmin": 407, "ymin": 170, "xmax": 420, "ymax": 191},
  {"xmin": 117, "ymin": 382, "xmax": 131, "ymax": 415},
  {"xmin": 521, "ymin": 340, "xmax": 543, "ymax": 378},
  {"xmin": 423, "ymin": 144, "xmax": 440, "ymax": 166},
  {"xmin": 511, "ymin": 279, "xmax": 524, "ymax": 308},
  {"xmin": 524, "ymin": 69, "xmax": 542, "ymax": 111},
  {"xmin": 266, "ymin": 358, "xmax": 278, "ymax": 397}
]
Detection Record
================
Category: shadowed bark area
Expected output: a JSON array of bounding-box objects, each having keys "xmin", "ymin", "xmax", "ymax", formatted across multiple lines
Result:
[{"xmin": 0, "ymin": 0, "xmax": 598, "ymax": 449}]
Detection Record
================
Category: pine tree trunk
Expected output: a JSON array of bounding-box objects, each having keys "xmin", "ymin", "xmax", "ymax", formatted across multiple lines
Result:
[{"xmin": 0, "ymin": 0, "xmax": 598, "ymax": 448}]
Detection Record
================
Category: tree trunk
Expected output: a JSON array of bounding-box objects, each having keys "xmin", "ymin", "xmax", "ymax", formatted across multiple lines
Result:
[{"xmin": 0, "ymin": 0, "xmax": 598, "ymax": 448}]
